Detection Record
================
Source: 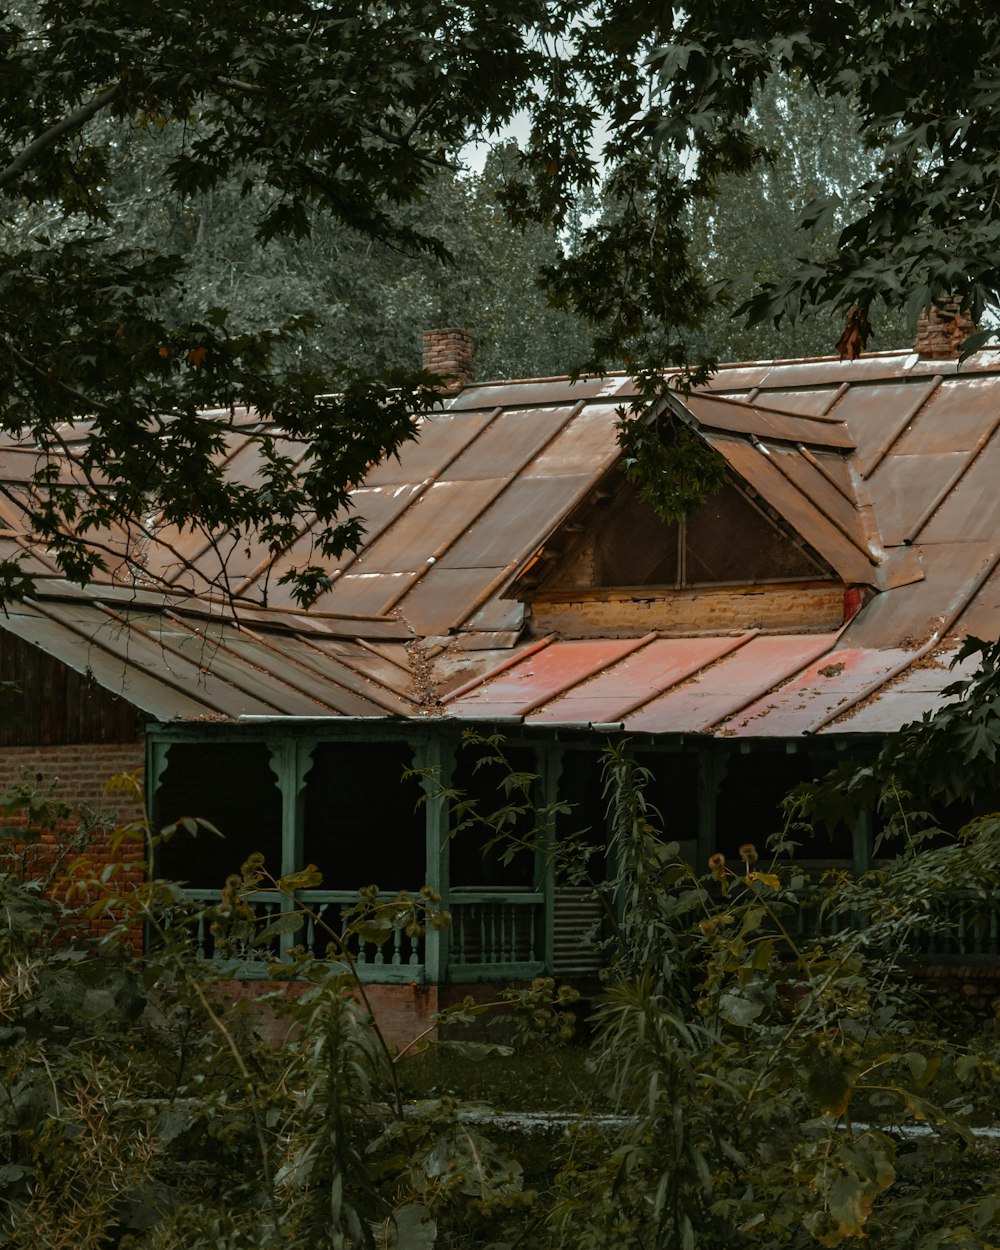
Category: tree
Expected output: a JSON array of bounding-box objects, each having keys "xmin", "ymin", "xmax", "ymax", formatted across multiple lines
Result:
[
  {"xmin": 3, "ymin": 2, "xmax": 999, "ymax": 603},
  {"xmin": 684, "ymin": 76, "xmax": 913, "ymax": 362},
  {"xmin": 0, "ymin": 1, "xmax": 574, "ymax": 605}
]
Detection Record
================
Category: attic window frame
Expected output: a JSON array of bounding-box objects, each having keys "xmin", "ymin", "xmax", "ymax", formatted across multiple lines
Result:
[{"xmin": 595, "ymin": 476, "xmax": 832, "ymax": 592}]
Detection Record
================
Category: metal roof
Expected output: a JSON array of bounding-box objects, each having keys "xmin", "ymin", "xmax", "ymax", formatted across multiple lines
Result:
[{"xmin": 5, "ymin": 347, "xmax": 1000, "ymax": 736}]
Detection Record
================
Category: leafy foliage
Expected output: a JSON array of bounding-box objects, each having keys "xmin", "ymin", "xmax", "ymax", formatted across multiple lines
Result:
[{"xmin": 3, "ymin": 3, "xmax": 996, "ymax": 604}]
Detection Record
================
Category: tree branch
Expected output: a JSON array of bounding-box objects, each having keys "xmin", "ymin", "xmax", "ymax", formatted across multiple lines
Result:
[{"xmin": 0, "ymin": 81, "xmax": 124, "ymax": 193}]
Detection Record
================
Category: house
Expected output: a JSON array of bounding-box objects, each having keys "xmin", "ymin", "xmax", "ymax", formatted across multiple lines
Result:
[{"xmin": 2, "ymin": 314, "xmax": 998, "ymax": 1036}]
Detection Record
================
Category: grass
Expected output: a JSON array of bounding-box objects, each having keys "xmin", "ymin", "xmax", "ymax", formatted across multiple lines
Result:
[{"xmin": 397, "ymin": 1044, "xmax": 615, "ymax": 1114}]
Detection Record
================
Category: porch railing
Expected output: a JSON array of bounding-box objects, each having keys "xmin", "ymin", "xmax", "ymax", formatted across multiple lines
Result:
[
  {"xmin": 171, "ymin": 887, "xmax": 545, "ymax": 982},
  {"xmin": 448, "ymin": 890, "xmax": 545, "ymax": 980},
  {"xmin": 175, "ymin": 888, "xmax": 424, "ymax": 983}
]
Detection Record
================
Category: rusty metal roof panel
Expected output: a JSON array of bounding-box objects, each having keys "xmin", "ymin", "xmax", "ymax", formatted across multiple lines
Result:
[
  {"xmin": 891, "ymin": 376, "xmax": 1000, "ymax": 455},
  {"xmin": 760, "ymin": 445, "xmax": 879, "ymax": 559},
  {"xmin": 720, "ymin": 645, "xmax": 914, "ymax": 737},
  {"xmin": 523, "ymin": 403, "xmax": 622, "ymax": 477},
  {"xmin": 448, "ymin": 376, "xmax": 634, "ymax": 411},
  {"xmin": 440, "ymin": 474, "xmax": 595, "ymax": 572},
  {"xmin": 684, "ymin": 394, "xmax": 855, "ymax": 449},
  {"xmin": 865, "ymin": 452, "xmax": 972, "ymax": 546},
  {"xmin": 754, "ymin": 357, "xmax": 915, "ymax": 388},
  {"xmin": 817, "ymin": 648, "xmax": 967, "ymax": 734},
  {"xmin": 834, "ymin": 379, "xmax": 942, "ymax": 478},
  {"xmin": 525, "ymin": 635, "xmax": 751, "ymax": 724},
  {"xmin": 16, "ymin": 599, "xmax": 275, "ymax": 718},
  {"xmin": 389, "ymin": 566, "xmax": 508, "ymax": 636},
  {"xmin": 214, "ymin": 634, "xmax": 413, "ymax": 716},
  {"xmin": 347, "ymin": 478, "xmax": 509, "ymax": 575},
  {"xmin": 139, "ymin": 621, "xmax": 371, "ymax": 717},
  {"xmin": 711, "ymin": 438, "xmax": 877, "ymax": 582},
  {"xmin": 310, "ymin": 570, "xmax": 410, "ymax": 618},
  {"xmin": 5, "ymin": 589, "xmax": 420, "ymax": 721},
  {"xmin": 751, "ymin": 388, "xmax": 844, "ymax": 416},
  {"xmin": 461, "ymin": 595, "xmax": 525, "ymax": 634},
  {"xmin": 446, "ymin": 638, "xmax": 645, "ymax": 718},
  {"xmin": 443, "ymin": 406, "xmax": 582, "ymax": 480},
  {"xmin": 917, "ymin": 436, "xmax": 1000, "ymax": 544},
  {"xmin": 0, "ymin": 601, "xmax": 217, "ymax": 719},
  {"xmin": 237, "ymin": 482, "xmax": 426, "ymax": 605},
  {"xmin": 843, "ymin": 540, "xmax": 998, "ymax": 650},
  {"xmin": 364, "ymin": 409, "xmax": 499, "ymax": 485},
  {"xmin": 622, "ymin": 634, "xmax": 838, "ymax": 733}
]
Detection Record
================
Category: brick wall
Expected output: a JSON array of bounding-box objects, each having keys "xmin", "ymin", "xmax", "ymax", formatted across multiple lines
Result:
[
  {"xmin": 530, "ymin": 583, "xmax": 847, "ymax": 637},
  {"xmin": 0, "ymin": 743, "xmax": 147, "ymax": 954},
  {"xmin": 0, "ymin": 743, "xmax": 145, "ymax": 816},
  {"xmin": 216, "ymin": 978, "xmax": 444, "ymax": 1050},
  {"xmin": 214, "ymin": 979, "xmax": 550, "ymax": 1050}
]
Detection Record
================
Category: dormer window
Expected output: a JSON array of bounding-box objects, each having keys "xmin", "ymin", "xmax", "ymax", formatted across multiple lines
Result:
[{"xmin": 594, "ymin": 480, "xmax": 829, "ymax": 589}]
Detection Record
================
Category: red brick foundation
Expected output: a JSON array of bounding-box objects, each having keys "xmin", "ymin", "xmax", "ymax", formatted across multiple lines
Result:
[{"xmin": 215, "ymin": 978, "xmax": 445, "ymax": 1050}]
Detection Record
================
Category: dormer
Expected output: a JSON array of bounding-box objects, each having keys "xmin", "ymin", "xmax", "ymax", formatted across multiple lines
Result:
[
  {"xmin": 508, "ymin": 469, "xmax": 851, "ymax": 637},
  {"xmin": 504, "ymin": 388, "xmax": 901, "ymax": 639}
]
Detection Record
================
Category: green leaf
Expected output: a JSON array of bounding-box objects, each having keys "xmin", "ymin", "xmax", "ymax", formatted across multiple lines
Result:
[
  {"xmin": 374, "ymin": 1202, "xmax": 438, "ymax": 1250},
  {"xmin": 277, "ymin": 864, "xmax": 323, "ymax": 891},
  {"xmin": 254, "ymin": 911, "xmax": 305, "ymax": 942},
  {"xmin": 718, "ymin": 993, "xmax": 763, "ymax": 1026}
]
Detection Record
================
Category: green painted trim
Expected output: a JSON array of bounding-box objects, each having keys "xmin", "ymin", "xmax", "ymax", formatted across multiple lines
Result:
[
  {"xmin": 539, "ymin": 744, "xmax": 564, "ymax": 974},
  {"xmin": 414, "ymin": 736, "xmax": 455, "ymax": 984},
  {"xmin": 852, "ymin": 809, "xmax": 873, "ymax": 876},
  {"xmin": 697, "ymin": 749, "xmax": 727, "ymax": 871},
  {"xmin": 267, "ymin": 739, "xmax": 314, "ymax": 959},
  {"xmin": 445, "ymin": 961, "xmax": 546, "ymax": 984}
]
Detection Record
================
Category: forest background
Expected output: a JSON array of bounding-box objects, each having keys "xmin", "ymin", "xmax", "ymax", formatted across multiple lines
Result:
[{"xmin": 59, "ymin": 76, "xmax": 912, "ymax": 385}]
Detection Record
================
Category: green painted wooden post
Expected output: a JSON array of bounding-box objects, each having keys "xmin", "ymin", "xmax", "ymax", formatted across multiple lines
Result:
[
  {"xmin": 696, "ymin": 749, "xmax": 727, "ymax": 871},
  {"xmin": 852, "ymin": 808, "xmax": 873, "ymax": 876},
  {"xmin": 538, "ymin": 744, "xmax": 564, "ymax": 975},
  {"xmin": 267, "ymin": 738, "xmax": 314, "ymax": 960},
  {"xmin": 414, "ymin": 736, "xmax": 455, "ymax": 984},
  {"xmin": 851, "ymin": 807, "xmax": 874, "ymax": 933},
  {"xmin": 145, "ymin": 735, "xmax": 171, "ymax": 830}
]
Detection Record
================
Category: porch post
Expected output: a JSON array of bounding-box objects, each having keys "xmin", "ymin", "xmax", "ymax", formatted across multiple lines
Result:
[
  {"xmin": 267, "ymin": 737, "xmax": 314, "ymax": 958},
  {"xmin": 414, "ymin": 735, "xmax": 455, "ymax": 983},
  {"xmin": 538, "ymin": 743, "xmax": 565, "ymax": 975},
  {"xmin": 696, "ymin": 748, "xmax": 726, "ymax": 871},
  {"xmin": 852, "ymin": 808, "xmax": 873, "ymax": 877}
]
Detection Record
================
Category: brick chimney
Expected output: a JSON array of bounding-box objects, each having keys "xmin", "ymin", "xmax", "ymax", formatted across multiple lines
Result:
[
  {"xmin": 422, "ymin": 328, "xmax": 473, "ymax": 393},
  {"xmin": 913, "ymin": 296, "xmax": 975, "ymax": 360}
]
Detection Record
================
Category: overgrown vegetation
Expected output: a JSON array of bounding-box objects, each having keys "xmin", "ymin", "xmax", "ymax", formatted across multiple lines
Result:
[{"xmin": 6, "ymin": 646, "xmax": 1000, "ymax": 1246}]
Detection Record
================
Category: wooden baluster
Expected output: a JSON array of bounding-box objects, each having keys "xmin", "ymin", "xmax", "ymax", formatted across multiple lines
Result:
[
  {"xmin": 392, "ymin": 928, "xmax": 402, "ymax": 966},
  {"xmin": 452, "ymin": 906, "xmax": 463, "ymax": 964},
  {"xmin": 528, "ymin": 905, "xmax": 536, "ymax": 963},
  {"xmin": 479, "ymin": 905, "xmax": 487, "ymax": 963}
]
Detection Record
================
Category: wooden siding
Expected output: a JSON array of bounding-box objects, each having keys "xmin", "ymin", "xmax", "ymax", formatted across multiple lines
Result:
[{"xmin": 0, "ymin": 632, "xmax": 142, "ymax": 745}]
